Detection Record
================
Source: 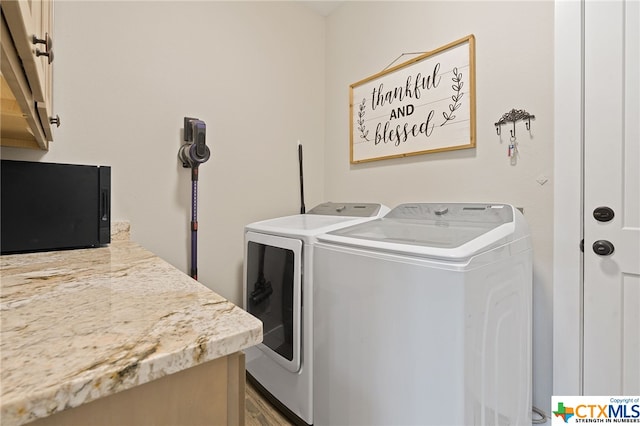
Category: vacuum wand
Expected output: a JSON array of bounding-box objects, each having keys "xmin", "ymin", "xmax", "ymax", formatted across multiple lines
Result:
[
  {"xmin": 190, "ymin": 169, "xmax": 199, "ymax": 279},
  {"xmin": 178, "ymin": 117, "xmax": 211, "ymax": 280}
]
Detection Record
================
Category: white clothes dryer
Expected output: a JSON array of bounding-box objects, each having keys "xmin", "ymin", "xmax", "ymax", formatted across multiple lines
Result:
[
  {"xmin": 313, "ymin": 203, "xmax": 532, "ymax": 426},
  {"xmin": 243, "ymin": 202, "xmax": 389, "ymax": 425}
]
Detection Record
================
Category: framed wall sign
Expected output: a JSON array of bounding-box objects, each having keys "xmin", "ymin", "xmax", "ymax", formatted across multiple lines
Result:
[{"xmin": 350, "ymin": 35, "xmax": 476, "ymax": 163}]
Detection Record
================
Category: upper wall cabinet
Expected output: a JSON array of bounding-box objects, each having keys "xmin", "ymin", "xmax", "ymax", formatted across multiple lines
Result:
[{"xmin": 1, "ymin": 0, "xmax": 56, "ymax": 150}]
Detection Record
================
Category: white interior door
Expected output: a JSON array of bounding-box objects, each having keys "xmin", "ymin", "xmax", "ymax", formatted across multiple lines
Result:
[{"xmin": 583, "ymin": 0, "xmax": 640, "ymax": 394}]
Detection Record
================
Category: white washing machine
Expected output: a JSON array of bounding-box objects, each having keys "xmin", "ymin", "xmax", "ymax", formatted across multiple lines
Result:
[
  {"xmin": 313, "ymin": 203, "xmax": 532, "ymax": 426},
  {"xmin": 243, "ymin": 202, "xmax": 389, "ymax": 425}
]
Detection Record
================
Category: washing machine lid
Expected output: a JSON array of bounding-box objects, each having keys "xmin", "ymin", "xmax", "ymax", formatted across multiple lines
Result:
[
  {"xmin": 318, "ymin": 203, "xmax": 523, "ymax": 260},
  {"xmin": 245, "ymin": 203, "xmax": 389, "ymax": 240},
  {"xmin": 306, "ymin": 202, "xmax": 385, "ymax": 217}
]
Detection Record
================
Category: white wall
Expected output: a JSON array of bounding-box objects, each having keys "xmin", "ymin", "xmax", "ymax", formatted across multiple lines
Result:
[
  {"xmin": 1, "ymin": 1, "xmax": 326, "ymax": 305},
  {"xmin": 324, "ymin": 1, "xmax": 554, "ymax": 414}
]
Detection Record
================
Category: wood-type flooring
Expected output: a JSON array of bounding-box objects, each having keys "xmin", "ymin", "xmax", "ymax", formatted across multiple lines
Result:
[{"xmin": 245, "ymin": 379, "xmax": 294, "ymax": 426}]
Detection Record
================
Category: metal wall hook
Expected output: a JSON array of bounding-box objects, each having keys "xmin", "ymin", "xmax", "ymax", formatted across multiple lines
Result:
[{"xmin": 494, "ymin": 108, "xmax": 535, "ymax": 138}]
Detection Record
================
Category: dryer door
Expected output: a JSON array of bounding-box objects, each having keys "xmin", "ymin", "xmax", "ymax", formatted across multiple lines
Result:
[{"xmin": 244, "ymin": 231, "xmax": 302, "ymax": 373}]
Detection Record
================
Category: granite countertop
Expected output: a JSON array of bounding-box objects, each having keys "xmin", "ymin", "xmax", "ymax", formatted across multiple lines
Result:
[{"xmin": 0, "ymin": 240, "xmax": 262, "ymax": 426}]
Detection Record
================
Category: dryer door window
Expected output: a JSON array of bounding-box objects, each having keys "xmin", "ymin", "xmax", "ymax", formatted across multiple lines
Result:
[{"xmin": 244, "ymin": 232, "xmax": 302, "ymax": 373}]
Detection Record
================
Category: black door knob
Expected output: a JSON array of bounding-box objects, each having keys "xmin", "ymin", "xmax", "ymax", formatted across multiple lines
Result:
[
  {"xmin": 592, "ymin": 240, "xmax": 615, "ymax": 256},
  {"xmin": 593, "ymin": 206, "xmax": 615, "ymax": 222}
]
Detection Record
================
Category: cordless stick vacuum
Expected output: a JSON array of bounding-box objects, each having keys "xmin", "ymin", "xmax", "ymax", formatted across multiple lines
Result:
[{"xmin": 178, "ymin": 117, "xmax": 211, "ymax": 280}]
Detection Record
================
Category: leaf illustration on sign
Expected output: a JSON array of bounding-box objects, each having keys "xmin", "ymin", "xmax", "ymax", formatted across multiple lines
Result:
[
  {"xmin": 441, "ymin": 67, "xmax": 464, "ymax": 126},
  {"xmin": 357, "ymin": 98, "xmax": 370, "ymax": 141}
]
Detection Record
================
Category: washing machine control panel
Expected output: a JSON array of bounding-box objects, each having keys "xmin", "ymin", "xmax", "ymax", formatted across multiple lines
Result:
[
  {"xmin": 307, "ymin": 202, "xmax": 383, "ymax": 217},
  {"xmin": 387, "ymin": 203, "xmax": 514, "ymax": 224}
]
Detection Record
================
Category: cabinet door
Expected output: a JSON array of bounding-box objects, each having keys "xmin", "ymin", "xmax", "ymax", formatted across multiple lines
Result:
[
  {"xmin": 35, "ymin": 0, "xmax": 54, "ymax": 140},
  {"xmin": 1, "ymin": 0, "xmax": 54, "ymax": 146},
  {"xmin": 0, "ymin": 16, "xmax": 48, "ymax": 149},
  {"xmin": 2, "ymin": 0, "xmax": 50, "ymax": 104}
]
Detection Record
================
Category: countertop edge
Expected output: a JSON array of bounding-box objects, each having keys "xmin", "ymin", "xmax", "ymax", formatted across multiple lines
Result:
[{"xmin": 2, "ymin": 316, "xmax": 262, "ymax": 425}]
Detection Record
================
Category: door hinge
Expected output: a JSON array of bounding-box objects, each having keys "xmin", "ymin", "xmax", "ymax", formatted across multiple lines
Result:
[{"xmin": 580, "ymin": 239, "xmax": 584, "ymax": 252}]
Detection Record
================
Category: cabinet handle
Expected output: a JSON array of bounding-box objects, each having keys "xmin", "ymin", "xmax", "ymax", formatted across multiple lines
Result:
[
  {"xmin": 36, "ymin": 48, "xmax": 54, "ymax": 64},
  {"xmin": 32, "ymin": 33, "xmax": 53, "ymax": 50},
  {"xmin": 33, "ymin": 33, "xmax": 54, "ymax": 63},
  {"xmin": 50, "ymin": 115, "xmax": 61, "ymax": 128}
]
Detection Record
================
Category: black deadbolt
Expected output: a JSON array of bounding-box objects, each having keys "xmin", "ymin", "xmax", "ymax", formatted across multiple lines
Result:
[
  {"xmin": 593, "ymin": 206, "xmax": 615, "ymax": 222},
  {"xmin": 592, "ymin": 240, "xmax": 615, "ymax": 256}
]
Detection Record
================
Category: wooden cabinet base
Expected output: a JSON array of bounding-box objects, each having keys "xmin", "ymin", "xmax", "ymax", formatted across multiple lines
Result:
[{"xmin": 28, "ymin": 352, "xmax": 245, "ymax": 426}]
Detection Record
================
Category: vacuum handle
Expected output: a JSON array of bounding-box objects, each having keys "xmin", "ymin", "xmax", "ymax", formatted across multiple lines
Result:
[
  {"xmin": 179, "ymin": 117, "xmax": 211, "ymax": 168},
  {"xmin": 194, "ymin": 121, "xmax": 208, "ymax": 160}
]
